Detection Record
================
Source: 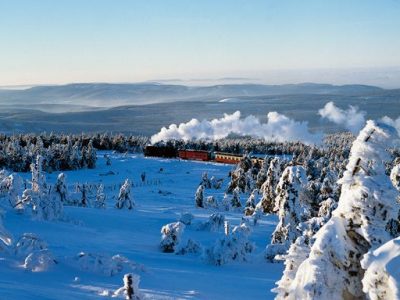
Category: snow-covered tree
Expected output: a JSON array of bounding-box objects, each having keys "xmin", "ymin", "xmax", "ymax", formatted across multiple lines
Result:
[
  {"xmin": 116, "ymin": 179, "xmax": 134, "ymax": 210},
  {"xmin": 287, "ymin": 121, "xmax": 399, "ymax": 299},
  {"xmin": 74, "ymin": 252, "xmax": 139, "ymax": 277},
  {"xmin": 22, "ymin": 156, "xmax": 63, "ymax": 221},
  {"xmin": 204, "ymin": 195, "xmax": 218, "ymax": 209},
  {"xmin": 113, "ymin": 273, "xmax": 141, "ymax": 300},
  {"xmin": 256, "ymin": 157, "xmax": 283, "ymax": 213},
  {"xmin": 160, "ymin": 221, "xmax": 185, "ymax": 253},
  {"xmin": 197, "ymin": 213, "xmax": 225, "ymax": 232},
  {"xmin": 265, "ymin": 165, "xmax": 308, "ymax": 260},
  {"xmin": 94, "ymin": 184, "xmax": 106, "ymax": 209},
  {"xmin": 204, "ymin": 223, "xmax": 255, "ymax": 265},
  {"xmin": 361, "ymin": 236, "xmax": 400, "ymax": 300},
  {"xmin": 201, "ymin": 172, "xmax": 211, "ymax": 189},
  {"xmin": 24, "ymin": 249, "xmax": 56, "ymax": 272},
  {"xmin": 244, "ymin": 189, "xmax": 257, "ymax": 216},
  {"xmin": 195, "ymin": 185, "xmax": 204, "ymax": 208},
  {"xmin": 179, "ymin": 212, "xmax": 194, "ymax": 225},
  {"xmin": 0, "ymin": 209, "xmax": 12, "ymax": 251},
  {"xmin": 230, "ymin": 186, "xmax": 241, "ymax": 208},
  {"xmin": 54, "ymin": 173, "xmax": 68, "ymax": 203}
]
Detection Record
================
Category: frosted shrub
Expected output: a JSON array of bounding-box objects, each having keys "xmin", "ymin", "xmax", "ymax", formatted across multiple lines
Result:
[
  {"xmin": 0, "ymin": 209, "xmax": 12, "ymax": 251},
  {"xmin": 15, "ymin": 233, "xmax": 47, "ymax": 257},
  {"xmin": 179, "ymin": 212, "xmax": 194, "ymax": 225},
  {"xmin": 113, "ymin": 273, "xmax": 142, "ymax": 300},
  {"xmin": 54, "ymin": 173, "xmax": 68, "ymax": 203},
  {"xmin": 94, "ymin": 184, "xmax": 106, "ymax": 209},
  {"xmin": 205, "ymin": 224, "xmax": 254, "ymax": 266},
  {"xmin": 74, "ymin": 252, "xmax": 137, "ymax": 276},
  {"xmin": 22, "ymin": 156, "xmax": 63, "ymax": 221},
  {"xmin": 201, "ymin": 172, "xmax": 211, "ymax": 189},
  {"xmin": 204, "ymin": 196, "xmax": 218, "ymax": 209},
  {"xmin": 116, "ymin": 179, "xmax": 134, "ymax": 210},
  {"xmin": 24, "ymin": 249, "xmax": 56, "ymax": 272},
  {"xmin": 197, "ymin": 213, "xmax": 225, "ymax": 232},
  {"xmin": 160, "ymin": 222, "xmax": 185, "ymax": 253},
  {"xmin": 230, "ymin": 186, "xmax": 241, "ymax": 208},
  {"xmin": 194, "ymin": 184, "xmax": 204, "ymax": 208},
  {"xmin": 175, "ymin": 239, "xmax": 203, "ymax": 256}
]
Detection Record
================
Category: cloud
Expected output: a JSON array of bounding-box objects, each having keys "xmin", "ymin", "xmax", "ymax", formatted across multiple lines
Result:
[
  {"xmin": 318, "ymin": 101, "xmax": 366, "ymax": 133},
  {"xmin": 151, "ymin": 111, "xmax": 321, "ymax": 144}
]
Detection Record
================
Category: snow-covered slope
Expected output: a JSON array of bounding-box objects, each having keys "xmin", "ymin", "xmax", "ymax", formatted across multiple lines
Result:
[{"xmin": 0, "ymin": 152, "xmax": 282, "ymax": 299}]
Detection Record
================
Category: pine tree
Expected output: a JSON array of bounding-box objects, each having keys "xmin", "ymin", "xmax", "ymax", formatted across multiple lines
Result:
[
  {"xmin": 160, "ymin": 222, "xmax": 185, "ymax": 253},
  {"xmin": 116, "ymin": 179, "xmax": 134, "ymax": 209},
  {"xmin": 94, "ymin": 184, "xmax": 106, "ymax": 209},
  {"xmin": 54, "ymin": 173, "xmax": 68, "ymax": 203},
  {"xmin": 256, "ymin": 158, "xmax": 283, "ymax": 213},
  {"xmin": 195, "ymin": 185, "xmax": 204, "ymax": 208},
  {"xmin": 265, "ymin": 165, "xmax": 308, "ymax": 260},
  {"xmin": 287, "ymin": 121, "xmax": 399, "ymax": 299}
]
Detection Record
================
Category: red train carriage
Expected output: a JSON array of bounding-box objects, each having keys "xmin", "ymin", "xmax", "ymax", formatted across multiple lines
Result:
[
  {"xmin": 214, "ymin": 152, "xmax": 243, "ymax": 164},
  {"xmin": 178, "ymin": 150, "xmax": 211, "ymax": 161}
]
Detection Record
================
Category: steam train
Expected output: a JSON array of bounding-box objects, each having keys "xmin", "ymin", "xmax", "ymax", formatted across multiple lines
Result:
[{"xmin": 144, "ymin": 146, "xmax": 263, "ymax": 165}]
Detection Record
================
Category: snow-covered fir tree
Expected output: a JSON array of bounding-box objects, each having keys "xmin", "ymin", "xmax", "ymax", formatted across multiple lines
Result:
[
  {"xmin": 116, "ymin": 179, "xmax": 134, "ymax": 210},
  {"xmin": 0, "ymin": 209, "xmax": 12, "ymax": 251},
  {"xmin": 265, "ymin": 165, "xmax": 308, "ymax": 260},
  {"xmin": 286, "ymin": 121, "xmax": 399, "ymax": 299},
  {"xmin": 204, "ymin": 223, "xmax": 255, "ymax": 266},
  {"xmin": 54, "ymin": 173, "xmax": 68, "ymax": 203},
  {"xmin": 244, "ymin": 189, "xmax": 257, "ymax": 216},
  {"xmin": 160, "ymin": 221, "xmax": 185, "ymax": 253},
  {"xmin": 94, "ymin": 184, "xmax": 106, "ymax": 209},
  {"xmin": 256, "ymin": 157, "xmax": 283, "ymax": 214},
  {"xmin": 113, "ymin": 273, "xmax": 142, "ymax": 300},
  {"xmin": 22, "ymin": 156, "xmax": 63, "ymax": 221},
  {"xmin": 195, "ymin": 184, "xmax": 205, "ymax": 208},
  {"xmin": 230, "ymin": 186, "xmax": 242, "ymax": 208}
]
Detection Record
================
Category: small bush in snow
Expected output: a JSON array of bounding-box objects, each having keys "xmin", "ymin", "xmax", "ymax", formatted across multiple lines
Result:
[
  {"xmin": 204, "ymin": 195, "xmax": 218, "ymax": 209},
  {"xmin": 0, "ymin": 209, "xmax": 12, "ymax": 251},
  {"xmin": 116, "ymin": 179, "xmax": 134, "ymax": 210},
  {"xmin": 201, "ymin": 172, "xmax": 211, "ymax": 189},
  {"xmin": 175, "ymin": 239, "xmax": 203, "ymax": 256},
  {"xmin": 160, "ymin": 222, "xmax": 185, "ymax": 253},
  {"xmin": 15, "ymin": 233, "xmax": 47, "ymax": 258},
  {"xmin": 113, "ymin": 273, "xmax": 141, "ymax": 300},
  {"xmin": 23, "ymin": 249, "xmax": 56, "ymax": 272},
  {"xmin": 179, "ymin": 212, "xmax": 194, "ymax": 225},
  {"xmin": 74, "ymin": 252, "xmax": 138, "ymax": 276},
  {"xmin": 204, "ymin": 224, "xmax": 255, "ymax": 266},
  {"xmin": 94, "ymin": 184, "xmax": 106, "ymax": 209},
  {"xmin": 195, "ymin": 185, "xmax": 204, "ymax": 208},
  {"xmin": 197, "ymin": 213, "xmax": 225, "ymax": 232}
]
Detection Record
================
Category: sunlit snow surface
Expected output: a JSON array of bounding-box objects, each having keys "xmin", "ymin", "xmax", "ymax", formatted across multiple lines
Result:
[{"xmin": 0, "ymin": 152, "xmax": 282, "ymax": 299}]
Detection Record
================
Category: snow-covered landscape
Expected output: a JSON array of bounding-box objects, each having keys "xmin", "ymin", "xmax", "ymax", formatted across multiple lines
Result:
[
  {"xmin": 1, "ymin": 118, "xmax": 400, "ymax": 299},
  {"xmin": 2, "ymin": 1, "xmax": 400, "ymax": 299},
  {"xmin": 0, "ymin": 152, "xmax": 285, "ymax": 299}
]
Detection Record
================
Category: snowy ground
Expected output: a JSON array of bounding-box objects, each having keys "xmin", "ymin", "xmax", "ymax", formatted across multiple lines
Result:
[{"xmin": 0, "ymin": 152, "xmax": 282, "ymax": 299}]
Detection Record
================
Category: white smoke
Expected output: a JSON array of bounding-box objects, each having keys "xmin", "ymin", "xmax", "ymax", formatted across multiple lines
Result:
[
  {"xmin": 381, "ymin": 115, "xmax": 400, "ymax": 137},
  {"xmin": 318, "ymin": 101, "xmax": 366, "ymax": 133},
  {"xmin": 151, "ymin": 111, "xmax": 321, "ymax": 144}
]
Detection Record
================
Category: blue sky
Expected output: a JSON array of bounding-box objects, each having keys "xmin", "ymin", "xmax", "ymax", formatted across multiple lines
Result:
[{"xmin": 1, "ymin": 0, "xmax": 400, "ymax": 86}]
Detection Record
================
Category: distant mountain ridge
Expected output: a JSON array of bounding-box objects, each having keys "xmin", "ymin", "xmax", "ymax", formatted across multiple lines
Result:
[{"xmin": 0, "ymin": 82, "xmax": 385, "ymax": 108}]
